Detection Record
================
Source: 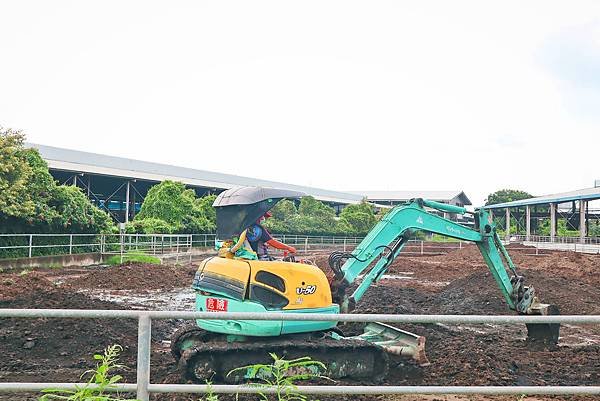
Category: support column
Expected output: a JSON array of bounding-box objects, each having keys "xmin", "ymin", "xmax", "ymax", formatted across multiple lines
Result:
[
  {"xmin": 505, "ymin": 208, "xmax": 511, "ymax": 241},
  {"xmin": 125, "ymin": 181, "xmax": 131, "ymax": 224},
  {"xmin": 550, "ymin": 203, "xmax": 556, "ymax": 242},
  {"xmin": 579, "ymin": 200, "xmax": 587, "ymax": 243},
  {"xmin": 72, "ymin": 175, "xmax": 77, "ymax": 186},
  {"xmin": 526, "ymin": 205, "xmax": 531, "ymax": 242}
]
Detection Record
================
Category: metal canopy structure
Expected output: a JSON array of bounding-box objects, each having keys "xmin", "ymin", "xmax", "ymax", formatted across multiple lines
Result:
[
  {"xmin": 481, "ymin": 187, "xmax": 600, "ymax": 242},
  {"xmin": 352, "ymin": 190, "xmax": 472, "ymax": 223},
  {"xmin": 481, "ymin": 187, "xmax": 600, "ymax": 210},
  {"xmin": 28, "ymin": 143, "xmax": 363, "ymax": 223},
  {"xmin": 353, "ymin": 190, "xmax": 471, "ymax": 207}
]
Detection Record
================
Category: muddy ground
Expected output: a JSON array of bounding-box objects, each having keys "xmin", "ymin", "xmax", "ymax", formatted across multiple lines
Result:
[{"xmin": 1, "ymin": 246, "xmax": 600, "ymax": 401}]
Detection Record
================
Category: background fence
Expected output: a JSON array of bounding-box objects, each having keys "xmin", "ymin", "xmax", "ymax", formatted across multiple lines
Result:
[{"xmin": 1, "ymin": 232, "xmax": 600, "ymax": 263}]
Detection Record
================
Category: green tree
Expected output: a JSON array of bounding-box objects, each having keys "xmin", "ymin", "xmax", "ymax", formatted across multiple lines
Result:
[
  {"xmin": 264, "ymin": 197, "xmax": 353, "ymax": 235},
  {"xmin": 0, "ymin": 128, "xmax": 34, "ymax": 218},
  {"xmin": 297, "ymin": 196, "xmax": 339, "ymax": 234},
  {"xmin": 485, "ymin": 189, "xmax": 533, "ymax": 206},
  {"xmin": 133, "ymin": 181, "xmax": 215, "ymax": 233},
  {"xmin": 270, "ymin": 199, "xmax": 297, "ymax": 221},
  {"xmin": 339, "ymin": 200, "xmax": 377, "ymax": 235},
  {"xmin": 0, "ymin": 127, "xmax": 113, "ymax": 235},
  {"xmin": 196, "ymin": 194, "xmax": 217, "ymax": 226}
]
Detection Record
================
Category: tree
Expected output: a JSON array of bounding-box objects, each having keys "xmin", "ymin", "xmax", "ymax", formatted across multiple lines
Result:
[
  {"xmin": 0, "ymin": 128, "xmax": 34, "ymax": 218},
  {"xmin": 270, "ymin": 199, "xmax": 297, "ymax": 221},
  {"xmin": 339, "ymin": 201, "xmax": 377, "ymax": 235},
  {"xmin": 297, "ymin": 196, "xmax": 339, "ymax": 234},
  {"xmin": 0, "ymin": 127, "xmax": 113, "ymax": 234},
  {"xmin": 264, "ymin": 197, "xmax": 355, "ymax": 235},
  {"xmin": 132, "ymin": 181, "xmax": 216, "ymax": 233},
  {"xmin": 485, "ymin": 189, "xmax": 533, "ymax": 206}
]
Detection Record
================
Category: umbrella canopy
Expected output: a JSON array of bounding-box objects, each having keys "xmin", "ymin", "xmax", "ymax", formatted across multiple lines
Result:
[{"xmin": 213, "ymin": 187, "xmax": 306, "ymax": 239}]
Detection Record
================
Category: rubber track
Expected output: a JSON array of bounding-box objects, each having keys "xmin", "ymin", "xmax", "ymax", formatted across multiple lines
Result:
[{"xmin": 177, "ymin": 333, "xmax": 390, "ymax": 383}]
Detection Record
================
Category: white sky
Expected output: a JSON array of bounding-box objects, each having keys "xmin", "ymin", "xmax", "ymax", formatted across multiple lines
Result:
[{"xmin": 2, "ymin": 1, "xmax": 600, "ymax": 206}]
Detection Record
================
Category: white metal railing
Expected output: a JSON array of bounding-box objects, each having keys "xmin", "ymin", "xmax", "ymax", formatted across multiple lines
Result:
[
  {"xmin": 511, "ymin": 234, "xmax": 600, "ymax": 245},
  {"xmin": 1, "ymin": 309, "xmax": 599, "ymax": 400},
  {"xmin": 3, "ymin": 233, "xmax": 600, "ymax": 262}
]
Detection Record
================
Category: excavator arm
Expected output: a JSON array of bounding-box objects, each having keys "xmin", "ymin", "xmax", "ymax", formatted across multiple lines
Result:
[{"xmin": 329, "ymin": 199, "xmax": 559, "ymax": 343}]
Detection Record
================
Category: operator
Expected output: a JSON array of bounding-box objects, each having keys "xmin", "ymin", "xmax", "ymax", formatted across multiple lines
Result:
[{"xmin": 246, "ymin": 211, "xmax": 296, "ymax": 260}]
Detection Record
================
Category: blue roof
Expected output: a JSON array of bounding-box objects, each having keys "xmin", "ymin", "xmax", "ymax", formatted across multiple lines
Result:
[{"xmin": 482, "ymin": 187, "xmax": 600, "ymax": 209}]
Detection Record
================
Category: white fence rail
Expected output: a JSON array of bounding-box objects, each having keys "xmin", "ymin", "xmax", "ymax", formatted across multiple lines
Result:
[
  {"xmin": 1, "ymin": 309, "xmax": 599, "ymax": 400},
  {"xmin": 2, "ymin": 233, "xmax": 600, "ymax": 262}
]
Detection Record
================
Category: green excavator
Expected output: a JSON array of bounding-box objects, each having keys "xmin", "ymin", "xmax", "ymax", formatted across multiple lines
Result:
[{"xmin": 171, "ymin": 187, "xmax": 559, "ymax": 383}]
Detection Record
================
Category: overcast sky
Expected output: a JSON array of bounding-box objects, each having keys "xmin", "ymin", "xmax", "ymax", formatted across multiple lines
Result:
[{"xmin": 2, "ymin": 1, "xmax": 600, "ymax": 206}]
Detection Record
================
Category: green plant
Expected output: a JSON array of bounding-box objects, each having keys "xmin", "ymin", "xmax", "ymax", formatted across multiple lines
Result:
[
  {"xmin": 105, "ymin": 252, "xmax": 161, "ymax": 266},
  {"xmin": 19, "ymin": 268, "xmax": 32, "ymax": 276},
  {"xmin": 200, "ymin": 381, "xmax": 219, "ymax": 401},
  {"xmin": 39, "ymin": 344, "xmax": 137, "ymax": 400},
  {"xmin": 228, "ymin": 353, "xmax": 328, "ymax": 401}
]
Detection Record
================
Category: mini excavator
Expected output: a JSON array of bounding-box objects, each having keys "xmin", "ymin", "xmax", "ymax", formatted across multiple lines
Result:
[{"xmin": 171, "ymin": 187, "xmax": 559, "ymax": 383}]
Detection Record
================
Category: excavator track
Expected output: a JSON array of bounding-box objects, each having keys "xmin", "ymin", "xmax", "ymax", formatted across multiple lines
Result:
[{"xmin": 173, "ymin": 327, "xmax": 389, "ymax": 383}]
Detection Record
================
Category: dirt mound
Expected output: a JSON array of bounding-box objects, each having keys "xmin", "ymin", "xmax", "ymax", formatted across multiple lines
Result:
[
  {"xmin": 0, "ymin": 288, "xmax": 140, "ymax": 384},
  {"xmin": 0, "ymin": 272, "xmax": 57, "ymax": 301},
  {"xmin": 66, "ymin": 262, "xmax": 197, "ymax": 291}
]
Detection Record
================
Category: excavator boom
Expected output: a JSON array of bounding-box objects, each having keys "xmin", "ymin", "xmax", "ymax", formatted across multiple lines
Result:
[{"xmin": 329, "ymin": 198, "xmax": 559, "ymax": 344}]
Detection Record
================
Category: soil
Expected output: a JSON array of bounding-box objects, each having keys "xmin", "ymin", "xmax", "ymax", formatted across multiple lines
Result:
[{"xmin": 1, "ymin": 245, "xmax": 600, "ymax": 401}]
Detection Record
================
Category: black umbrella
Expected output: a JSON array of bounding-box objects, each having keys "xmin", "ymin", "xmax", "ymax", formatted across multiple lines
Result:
[{"xmin": 213, "ymin": 187, "xmax": 306, "ymax": 239}]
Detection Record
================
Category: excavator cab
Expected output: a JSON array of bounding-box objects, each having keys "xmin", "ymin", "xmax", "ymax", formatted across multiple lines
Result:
[{"xmin": 192, "ymin": 256, "xmax": 338, "ymax": 336}]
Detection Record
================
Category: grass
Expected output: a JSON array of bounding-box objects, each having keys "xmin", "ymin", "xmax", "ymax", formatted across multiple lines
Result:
[{"xmin": 105, "ymin": 252, "xmax": 161, "ymax": 266}]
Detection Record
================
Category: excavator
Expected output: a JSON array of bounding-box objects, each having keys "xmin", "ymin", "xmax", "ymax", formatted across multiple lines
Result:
[{"xmin": 171, "ymin": 187, "xmax": 560, "ymax": 383}]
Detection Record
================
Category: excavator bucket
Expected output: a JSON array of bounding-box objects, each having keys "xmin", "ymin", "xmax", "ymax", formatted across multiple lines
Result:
[
  {"xmin": 526, "ymin": 303, "xmax": 560, "ymax": 345},
  {"xmin": 335, "ymin": 322, "xmax": 430, "ymax": 366}
]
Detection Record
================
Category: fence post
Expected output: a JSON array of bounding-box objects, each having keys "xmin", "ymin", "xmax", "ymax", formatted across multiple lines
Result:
[
  {"xmin": 305, "ymin": 237, "xmax": 309, "ymax": 253},
  {"xmin": 459, "ymin": 241, "xmax": 462, "ymax": 249},
  {"xmin": 136, "ymin": 313, "xmax": 152, "ymax": 401},
  {"xmin": 420, "ymin": 241, "xmax": 424, "ymax": 255},
  {"xmin": 69, "ymin": 234, "xmax": 73, "ymax": 255},
  {"xmin": 28, "ymin": 234, "xmax": 33, "ymax": 258},
  {"xmin": 120, "ymin": 233, "xmax": 124, "ymax": 264},
  {"xmin": 343, "ymin": 238, "xmax": 347, "ymax": 252},
  {"xmin": 189, "ymin": 234, "xmax": 193, "ymax": 265}
]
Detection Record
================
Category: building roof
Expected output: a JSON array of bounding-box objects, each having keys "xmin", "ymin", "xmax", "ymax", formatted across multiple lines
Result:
[
  {"xmin": 28, "ymin": 143, "xmax": 363, "ymax": 205},
  {"xmin": 351, "ymin": 190, "xmax": 472, "ymax": 206},
  {"xmin": 482, "ymin": 187, "xmax": 600, "ymax": 209}
]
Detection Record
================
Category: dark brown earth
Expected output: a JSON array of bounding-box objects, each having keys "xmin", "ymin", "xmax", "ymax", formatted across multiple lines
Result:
[{"xmin": 1, "ymin": 245, "xmax": 600, "ymax": 401}]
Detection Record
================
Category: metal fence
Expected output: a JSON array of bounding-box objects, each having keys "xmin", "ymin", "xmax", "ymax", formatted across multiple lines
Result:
[
  {"xmin": 0, "ymin": 309, "xmax": 599, "ymax": 400},
  {"xmin": 2, "ymin": 232, "xmax": 600, "ymax": 262}
]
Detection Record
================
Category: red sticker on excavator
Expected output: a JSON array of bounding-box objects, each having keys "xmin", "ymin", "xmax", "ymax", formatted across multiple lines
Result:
[{"xmin": 206, "ymin": 297, "xmax": 228, "ymax": 312}]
